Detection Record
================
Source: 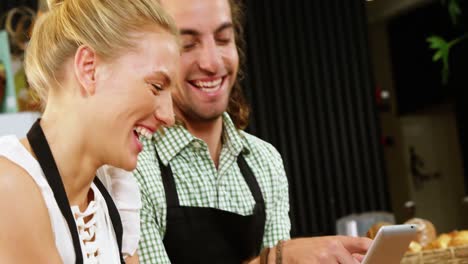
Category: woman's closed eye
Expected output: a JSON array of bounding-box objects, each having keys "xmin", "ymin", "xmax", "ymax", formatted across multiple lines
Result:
[
  {"xmin": 150, "ymin": 83, "xmax": 164, "ymax": 95},
  {"xmin": 146, "ymin": 72, "xmax": 171, "ymax": 95}
]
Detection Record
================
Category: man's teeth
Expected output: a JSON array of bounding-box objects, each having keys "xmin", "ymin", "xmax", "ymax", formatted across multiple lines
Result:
[
  {"xmin": 134, "ymin": 126, "xmax": 152, "ymax": 140},
  {"xmin": 194, "ymin": 78, "xmax": 222, "ymax": 90}
]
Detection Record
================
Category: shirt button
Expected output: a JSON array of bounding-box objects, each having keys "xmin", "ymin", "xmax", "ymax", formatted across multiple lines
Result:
[{"xmin": 193, "ymin": 141, "xmax": 201, "ymax": 149}]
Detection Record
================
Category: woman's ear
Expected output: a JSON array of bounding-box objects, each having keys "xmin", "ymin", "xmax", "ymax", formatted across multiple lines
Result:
[{"xmin": 74, "ymin": 45, "xmax": 97, "ymax": 96}]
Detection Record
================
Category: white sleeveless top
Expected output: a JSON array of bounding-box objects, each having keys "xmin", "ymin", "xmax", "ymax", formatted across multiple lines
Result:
[{"xmin": 0, "ymin": 135, "xmax": 121, "ymax": 263}]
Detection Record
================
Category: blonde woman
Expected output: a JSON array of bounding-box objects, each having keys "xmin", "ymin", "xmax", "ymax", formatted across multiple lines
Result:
[{"xmin": 0, "ymin": 0, "xmax": 179, "ymax": 263}]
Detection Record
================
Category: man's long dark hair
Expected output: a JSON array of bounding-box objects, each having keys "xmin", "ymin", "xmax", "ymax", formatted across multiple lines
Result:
[{"xmin": 227, "ymin": 0, "xmax": 250, "ymax": 130}]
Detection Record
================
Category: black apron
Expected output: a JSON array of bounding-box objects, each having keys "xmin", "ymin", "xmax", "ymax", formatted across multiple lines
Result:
[
  {"xmin": 27, "ymin": 119, "xmax": 125, "ymax": 264},
  {"xmin": 158, "ymin": 150, "xmax": 266, "ymax": 264}
]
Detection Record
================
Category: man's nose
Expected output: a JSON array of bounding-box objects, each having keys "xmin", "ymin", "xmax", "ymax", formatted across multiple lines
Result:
[{"xmin": 198, "ymin": 39, "xmax": 222, "ymax": 74}]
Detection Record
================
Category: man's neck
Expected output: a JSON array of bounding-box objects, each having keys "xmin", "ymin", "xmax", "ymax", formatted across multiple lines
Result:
[{"xmin": 185, "ymin": 116, "xmax": 224, "ymax": 168}]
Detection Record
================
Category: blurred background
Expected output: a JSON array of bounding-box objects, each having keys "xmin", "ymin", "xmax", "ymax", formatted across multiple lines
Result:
[{"xmin": 1, "ymin": 0, "xmax": 467, "ymax": 240}]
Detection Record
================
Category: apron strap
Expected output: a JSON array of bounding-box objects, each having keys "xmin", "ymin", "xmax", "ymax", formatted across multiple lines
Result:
[
  {"xmin": 93, "ymin": 177, "xmax": 125, "ymax": 264},
  {"xmin": 236, "ymin": 155, "xmax": 265, "ymax": 205},
  {"xmin": 27, "ymin": 119, "xmax": 124, "ymax": 264},
  {"xmin": 27, "ymin": 120, "xmax": 84, "ymax": 264},
  {"xmin": 157, "ymin": 148, "xmax": 265, "ymax": 207},
  {"xmin": 157, "ymin": 151, "xmax": 180, "ymax": 208}
]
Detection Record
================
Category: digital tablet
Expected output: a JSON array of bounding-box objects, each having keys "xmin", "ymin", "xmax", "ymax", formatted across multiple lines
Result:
[{"xmin": 361, "ymin": 224, "xmax": 418, "ymax": 264}]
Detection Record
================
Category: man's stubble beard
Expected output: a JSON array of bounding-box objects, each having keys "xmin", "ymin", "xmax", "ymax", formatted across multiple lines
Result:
[{"xmin": 173, "ymin": 92, "xmax": 230, "ymax": 125}]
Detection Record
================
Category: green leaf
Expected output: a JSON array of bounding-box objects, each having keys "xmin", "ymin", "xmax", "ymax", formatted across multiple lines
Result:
[
  {"xmin": 448, "ymin": 0, "xmax": 462, "ymax": 25},
  {"xmin": 427, "ymin": 35, "xmax": 452, "ymax": 84},
  {"xmin": 427, "ymin": 36, "xmax": 448, "ymax": 49},
  {"xmin": 432, "ymin": 50, "xmax": 444, "ymax": 61},
  {"xmin": 432, "ymin": 0, "xmax": 465, "ymax": 84}
]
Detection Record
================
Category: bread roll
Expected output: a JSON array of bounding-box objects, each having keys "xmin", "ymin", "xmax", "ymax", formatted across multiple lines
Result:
[
  {"xmin": 366, "ymin": 222, "xmax": 392, "ymax": 239},
  {"xmin": 450, "ymin": 230, "xmax": 468, "ymax": 247},
  {"xmin": 404, "ymin": 218, "xmax": 437, "ymax": 247},
  {"xmin": 424, "ymin": 233, "xmax": 452, "ymax": 250},
  {"xmin": 408, "ymin": 241, "xmax": 423, "ymax": 253}
]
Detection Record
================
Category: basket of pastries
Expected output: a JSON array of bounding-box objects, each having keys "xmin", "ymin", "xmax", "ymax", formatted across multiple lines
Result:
[{"xmin": 367, "ymin": 218, "xmax": 468, "ymax": 263}]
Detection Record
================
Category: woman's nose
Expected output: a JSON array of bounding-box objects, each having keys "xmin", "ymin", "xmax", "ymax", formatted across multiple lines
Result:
[{"xmin": 155, "ymin": 91, "xmax": 175, "ymax": 127}]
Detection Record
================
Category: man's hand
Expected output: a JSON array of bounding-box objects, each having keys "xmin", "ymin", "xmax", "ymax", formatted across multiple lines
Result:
[{"xmin": 273, "ymin": 236, "xmax": 372, "ymax": 264}]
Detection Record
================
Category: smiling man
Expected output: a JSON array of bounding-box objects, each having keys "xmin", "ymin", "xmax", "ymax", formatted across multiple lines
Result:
[{"xmin": 133, "ymin": 1, "xmax": 371, "ymax": 263}]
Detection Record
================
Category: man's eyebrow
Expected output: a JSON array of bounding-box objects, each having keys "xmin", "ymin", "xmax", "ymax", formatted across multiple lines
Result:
[
  {"xmin": 214, "ymin": 22, "xmax": 234, "ymax": 34},
  {"xmin": 180, "ymin": 28, "xmax": 200, "ymax": 36},
  {"xmin": 179, "ymin": 22, "xmax": 234, "ymax": 36}
]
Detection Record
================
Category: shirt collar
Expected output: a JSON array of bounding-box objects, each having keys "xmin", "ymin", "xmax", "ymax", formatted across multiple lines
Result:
[
  {"xmin": 221, "ymin": 112, "xmax": 248, "ymax": 157},
  {"xmin": 153, "ymin": 112, "xmax": 250, "ymax": 165}
]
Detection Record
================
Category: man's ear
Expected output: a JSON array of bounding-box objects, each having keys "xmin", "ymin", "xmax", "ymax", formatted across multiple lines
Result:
[{"xmin": 74, "ymin": 45, "xmax": 97, "ymax": 96}]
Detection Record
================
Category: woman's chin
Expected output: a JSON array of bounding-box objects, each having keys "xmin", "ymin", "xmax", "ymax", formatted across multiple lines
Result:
[
  {"xmin": 123, "ymin": 161, "xmax": 137, "ymax": 171},
  {"xmin": 113, "ymin": 157, "xmax": 137, "ymax": 172}
]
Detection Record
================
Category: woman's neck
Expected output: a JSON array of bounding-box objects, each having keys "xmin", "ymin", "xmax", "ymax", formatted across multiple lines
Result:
[{"xmin": 28, "ymin": 109, "xmax": 99, "ymax": 210}]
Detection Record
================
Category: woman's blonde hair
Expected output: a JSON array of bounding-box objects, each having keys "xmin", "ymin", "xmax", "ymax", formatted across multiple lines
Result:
[{"xmin": 25, "ymin": 0, "xmax": 178, "ymax": 108}]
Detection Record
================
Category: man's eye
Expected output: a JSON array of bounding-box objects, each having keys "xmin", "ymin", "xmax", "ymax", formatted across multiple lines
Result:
[
  {"xmin": 183, "ymin": 43, "xmax": 196, "ymax": 50},
  {"xmin": 216, "ymin": 38, "xmax": 231, "ymax": 45}
]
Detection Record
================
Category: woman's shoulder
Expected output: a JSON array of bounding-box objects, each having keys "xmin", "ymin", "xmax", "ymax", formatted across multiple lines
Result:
[
  {"xmin": 0, "ymin": 156, "xmax": 53, "ymax": 236},
  {"xmin": 0, "ymin": 137, "xmax": 56, "ymax": 234},
  {"xmin": 0, "ymin": 157, "xmax": 59, "ymax": 262},
  {"xmin": 0, "ymin": 155, "xmax": 34, "ymax": 186},
  {"xmin": 0, "ymin": 136, "xmax": 52, "ymax": 190},
  {"xmin": 0, "ymin": 156, "xmax": 46, "ymax": 209},
  {"xmin": 0, "ymin": 154, "xmax": 51, "ymax": 223}
]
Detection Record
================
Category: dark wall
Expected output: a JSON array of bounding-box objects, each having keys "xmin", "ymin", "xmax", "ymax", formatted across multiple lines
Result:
[
  {"xmin": 0, "ymin": 0, "xmax": 37, "ymax": 16},
  {"xmin": 243, "ymin": 0, "xmax": 390, "ymax": 236},
  {"xmin": 388, "ymin": 1, "xmax": 468, "ymax": 197},
  {"xmin": 388, "ymin": 1, "xmax": 468, "ymax": 115}
]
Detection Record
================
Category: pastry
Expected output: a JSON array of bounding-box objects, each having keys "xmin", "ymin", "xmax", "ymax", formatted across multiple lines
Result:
[
  {"xmin": 366, "ymin": 222, "xmax": 392, "ymax": 239},
  {"xmin": 450, "ymin": 230, "xmax": 468, "ymax": 247},
  {"xmin": 404, "ymin": 218, "xmax": 437, "ymax": 247},
  {"xmin": 424, "ymin": 233, "xmax": 452, "ymax": 250}
]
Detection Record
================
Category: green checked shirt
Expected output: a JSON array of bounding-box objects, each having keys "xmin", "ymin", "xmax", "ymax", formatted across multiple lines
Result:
[{"xmin": 134, "ymin": 112, "xmax": 290, "ymax": 264}]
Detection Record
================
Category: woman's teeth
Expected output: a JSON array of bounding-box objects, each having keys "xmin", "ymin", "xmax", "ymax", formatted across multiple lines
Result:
[{"xmin": 134, "ymin": 126, "xmax": 152, "ymax": 140}]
